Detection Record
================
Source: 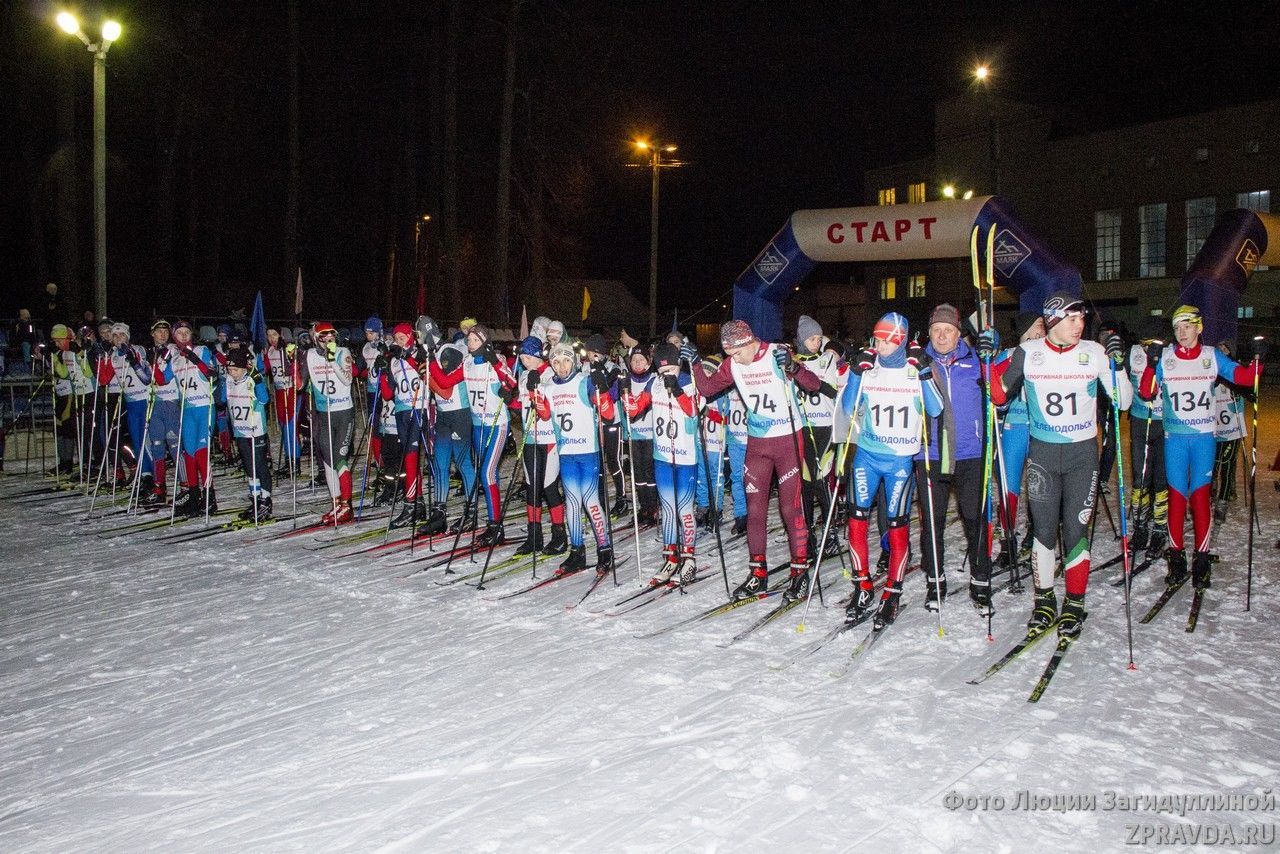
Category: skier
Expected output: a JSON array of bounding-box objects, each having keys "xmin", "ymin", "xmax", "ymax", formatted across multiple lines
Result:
[
  {"xmin": 723, "ymin": 380, "xmax": 750, "ymax": 536},
  {"xmin": 360, "ymin": 315, "xmax": 385, "ymax": 472},
  {"xmin": 48, "ymin": 324, "xmax": 92, "ymax": 475},
  {"xmin": 224, "ymin": 348, "xmax": 273, "ymax": 520},
  {"xmin": 985, "ymin": 292, "xmax": 1132, "ymax": 639},
  {"xmin": 685, "ymin": 320, "xmax": 822, "ymax": 601},
  {"xmin": 160, "ymin": 320, "xmax": 218, "ymax": 517},
  {"xmin": 693, "ymin": 356, "xmax": 729, "ymax": 533},
  {"xmin": 1136, "ymin": 305, "xmax": 1261, "ymax": 590},
  {"xmin": 262, "ymin": 326, "xmax": 301, "ymax": 478},
  {"xmin": 585, "ymin": 334, "xmax": 629, "ymax": 517},
  {"xmin": 914, "ymin": 303, "xmax": 988, "ymax": 614},
  {"xmin": 426, "ymin": 339, "xmax": 479, "ymax": 535},
  {"xmin": 98, "ymin": 323, "xmax": 152, "ymax": 490},
  {"xmin": 537, "ymin": 341, "xmax": 616, "ymax": 576},
  {"xmin": 513, "ymin": 336, "xmax": 568, "ymax": 555},
  {"xmin": 619, "ymin": 346, "xmax": 660, "ymax": 524},
  {"xmin": 462, "ymin": 323, "xmax": 519, "ymax": 545},
  {"xmin": 378, "ymin": 323, "xmax": 431, "ymax": 528},
  {"xmin": 630, "ymin": 343, "xmax": 699, "ymax": 585},
  {"xmin": 792, "ymin": 315, "xmax": 842, "ymax": 553},
  {"xmin": 1126, "ymin": 317, "xmax": 1169, "ymax": 556},
  {"xmin": 838, "ymin": 312, "xmax": 945, "ymax": 625},
  {"xmin": 142, "ymin": 320, "xmax": 182, "ymax": 507},
  {"xmin": 303, "ymin": 321, "xmax": 357, "ymax": 525}
]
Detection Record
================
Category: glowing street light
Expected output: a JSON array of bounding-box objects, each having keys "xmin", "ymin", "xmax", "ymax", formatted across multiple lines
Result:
[
  {"xmin": 974, "ymin": 64, "xmax": 990, "ymax": 82},
  {"xmin": 942, "ymin": 184, "xmax": 956, "ymax": 199},
  {"xmin": 971, "ymin": 60, "xmax": 1000, "ymax": 195},
  {"xmin": 55, "ymin": 10, "xmax": 122, "ymax": 320}
]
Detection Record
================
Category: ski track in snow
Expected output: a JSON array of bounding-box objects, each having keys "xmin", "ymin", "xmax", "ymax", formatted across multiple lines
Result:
[{"xmin": 3, "ymin": 418, "xmax": 1280, "ymax": 853}]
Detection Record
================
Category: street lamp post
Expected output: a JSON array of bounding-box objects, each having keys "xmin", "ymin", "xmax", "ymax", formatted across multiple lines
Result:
[
  {"xmin": 631, "ymin": 140, "xmax": 683, "ymax": 337},
  {"xmin": 57, "ymin": 12, "xmax": 120, "ymax": 320},
  {"xmin": 973, "ymin": 63, "xmax": 1000, "ymax": 196},
  {"xmin": 413, "ymin": 214, "xmax": 432, "ymax": 317}
]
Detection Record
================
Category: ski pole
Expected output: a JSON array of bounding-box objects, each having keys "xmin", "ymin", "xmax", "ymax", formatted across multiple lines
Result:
[
  {"xmin": 592, "ymin": 383, "xmax": 618, "ymax": 585},
  {"xmin": 690, "ymin": 377, "xmax": 730, "ymax": 598},
  {"xmin": 619, "ymin": 395, "xmax": 644, "ymax": 584},
  {"xmin": 781, "ymin": 354, "xmax": 824, "ymax": 605},
  {"xmin": 477, "ymin": 418, "xmax": 529, "ymax": 590},
  {"xmin": 921, "ymin": 391, "xmax": 946, "ymax": 639},
  {"xmin": 1108, "ymin": 355, "xmax": 1136, "ymax": 669},
  {"xmin": 1246, "ymin": 343, "xmax": 1263, "ymax": 611}
]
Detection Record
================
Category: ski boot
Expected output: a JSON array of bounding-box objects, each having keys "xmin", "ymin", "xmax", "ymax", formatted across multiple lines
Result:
[
  {"xmin": 140, "ymin": 484, "xmax": 167, "ymax": 508},
  {"xmin": 256, "ymin": 497, "xmax": 273, "ymax": 521},
  {"xmin": 650, "ymin": 545, "xmax": 681, "ymax": 586},
  {"xmin": 390, "ymin": 498, "xmax": 425, "ymax": 529},
  {"xmin": 782, "ymin": 560, "xmax": 810, "ymax": 603},
  {"xmin": 514, "ymin": 523, "xmax": 544, "ymax": 556},
  {"xmin": 542, "ymin": 523, "xmax": 568, "ymax": 555},
  {"xmin": 845, "ymin": 578, "xmax": 875, "ymax": 622},
  {"xmin": 923, "ymin": 576, "xmax": 947, "ymax": 613},
  {"xmin": 701, "ymin": 508, "xmax": 722, "ymax": 534},
  {"xmin": 1018, "ymin": 530, "xmax": 1033, "ymax": 564},
  {"xmin": 609, "ymin": 496, "xmax": 631, "ymax": 519},
  {"xmin": 875, "ymin": 550, "xmax": 890, "ymax": 577},
  {"xmin": 172, "ymin": 486, "xmax": 198, "ymax": 517},
  {"xmin": 1191, "ymin": 550, "xmax": 1213, "ymax": 590},
  {"xmin": 320, "ymin": 499, "xmax": 353, "ymax": 526},
  {"xmin": 373, "ymin": 476, "xmax": 397, "ymax": 507},
  {"xmin": 513, "ymin": 482, "xmax": 526, "ymax": 501},
  {"xmin": 969, "ymin": 579, "xmax": 994, "ymax": 617},
  {"xmin": 1164, "ymin": 547, "xmax": 1188, "ymax": 587},
  {"xmin": 1130, "ymin": 519, "xmax": 1150, "ymax": 553},
  {"xmin": 594, "ymin": 547, "xmax": 614, "ymax": 578},
  {"xmin": 449, "ymin": 502, "xmax": 477, "ymax": 534},
  {"xmin": 1056, "ymin": 594, "xmax": 1087, "ymax": 640},
  {"xmin": 557, "ymin": 545, "xmax": 587, "ymax": 576},
  {"xmin": 417, "ymin": 503, "xmax": 448, "ymax": 536},
  {"xmin": 731, "ymin": 556, "xmax": 770, "ymax": 600},
  {"xmin": 873, "ymin": 583, "xmax": 903, "ymax": 630},
  {"xmin": 1027, "ymin": 588, "xmax": 1058, "ymax": 636},
  {"xmin": 695, "ymin": 506, "xmax": 709, "ymax": 527},
  {"xmin": 678, "ymin": 555, "xmax": 698, "ymax": 587},
  {"xmin": 476, "ymin": 521, "xmax": 505, "ymax": 547},
  {"xmin": 732, "ymin": 516, "xmax": 748, "ymax": 536},
  {"xmin": 274, "ymin": 462, "xmax": 293, "ymax": 479},
  {"xmin": 238, "ymin": 500, "xmax": 259, "ymax": 521},
  {"xmin": 1144, "ymin": 529, "xmax": 1167, "ymax": 561},
  {"xmin": 1213, "ymin": 499, "xmax": 1228, "ymax": 523}
]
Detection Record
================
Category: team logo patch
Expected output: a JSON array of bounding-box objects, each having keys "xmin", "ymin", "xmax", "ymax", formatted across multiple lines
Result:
[
  {"xmin": 1078, "ymin": 352, "xmax": 1090, "ymax": 365},
  {"xmin": 1164, "ymin": 356, "xmax": 1177, "ymax": 370},
  {"xmin": 907, "ymin": 367, "xmax": 918, "ymax": 379},
  {"xmin": 754, "ymin": 243, "xmax": 789, "ymax": 284},
  {"xmin": 1236, "ymin": 238, "xmax": 1260, "ymax": 275},
  {"xmin": 1030, "ymin": 350, "xmax": 1045, "ymax": 366},
  {"xmin": 993, "ymin": 229, "xmax": 1032, "ymax": 277},
  {"xmin": 745, "ymin": 482, "xmax": 758, "ymax": 494},
  {"xmin": 1078, "ymin": 508, "xmax": 1092, "ymax": 525},
  {"xmin": 1201, "ymin": 358, "xmax": 1212, "ymax": 369}
]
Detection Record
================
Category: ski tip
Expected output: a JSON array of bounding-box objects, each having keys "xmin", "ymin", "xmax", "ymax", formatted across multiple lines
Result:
[
  {"xmin": 937, "ymin": 627, "xmax": 946, "ymax": 638},
  {"xmin": 1127, "ymin": 662, "xmax": 1137, "ymax": 671},
  {"xmin": 986, "ymin": 634, "xmax": 994, "ymax": 643},
  {"xmin": 796, "ymin": 623, "xmax": 806, "ymax": 633}
]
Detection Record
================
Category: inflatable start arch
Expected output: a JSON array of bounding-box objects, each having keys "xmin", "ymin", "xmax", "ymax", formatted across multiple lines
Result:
[
  {"xmin": 1180, "ymin": 207, "xmax": 1280, "ymax": 345},
  {"xmin": 731, "ymin": 196, "xmax": 1079, "ymax": 343}
]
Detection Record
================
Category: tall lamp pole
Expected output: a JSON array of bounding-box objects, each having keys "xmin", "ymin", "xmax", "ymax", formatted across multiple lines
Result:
[
  {"xmin": 973, "ymin": 63, "xmax": 999, "ymax": 196},
  {"xmin": 413, "ymin": 214, "xmax": 432, "ymax": 317},
  {"xmin": 631, "ymin": 140, "xmax": 683, "ymax": 337},
  {"xmin": 57, "ymin": 11, "xmax": 120, "ymax": 320}
]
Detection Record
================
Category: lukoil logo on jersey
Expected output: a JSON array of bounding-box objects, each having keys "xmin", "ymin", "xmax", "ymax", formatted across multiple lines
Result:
[
  {"xmin": 1202, "ymin": 358, "xmax": 1212, "ymax": 369},
  {"xmin": 993, "ymin": 229, "xmax": 1032, "ymax": 277},
  {"xmin": 1236, "ymin": 238, "xmax": 1260, "ymax": 275},
  {"xmin": 754, "ymin": 244, "xmax": 789, "ymax": 284},
  {"xmin": 1077, "ymin": 352, "xmax": 1090, "ymax": 365}
]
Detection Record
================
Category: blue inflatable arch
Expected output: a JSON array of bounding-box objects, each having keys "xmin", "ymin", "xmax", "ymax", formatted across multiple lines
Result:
[
  {"xmin": 1179, "ymin": 208, "xmax": 1280, "ymax": 345},
  {"xmin": 731, "ymin": 196, "xmax": 1081, "ymax": 343}
]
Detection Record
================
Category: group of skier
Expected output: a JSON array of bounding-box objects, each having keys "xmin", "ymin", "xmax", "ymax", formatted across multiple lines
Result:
[{"xmin": 23, "ymin": 294, "xmax": 1265, "ymax": 653}]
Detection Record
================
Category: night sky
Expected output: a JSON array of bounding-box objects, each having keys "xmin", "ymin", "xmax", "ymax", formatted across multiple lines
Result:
[{"xmin": 5, "ymin": 0, "xmax": 1280, "ymax": 327}]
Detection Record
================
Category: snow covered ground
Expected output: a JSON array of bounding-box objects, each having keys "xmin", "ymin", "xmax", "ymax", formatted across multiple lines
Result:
[{"xmin": 4, "ymin": 407, "xmax": 1280, "ymax": 852}]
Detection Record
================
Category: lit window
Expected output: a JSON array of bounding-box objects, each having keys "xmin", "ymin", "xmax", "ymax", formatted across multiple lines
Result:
[
  {"xmin": 1238, "ymin": 306, "xmax": 1255, "ymax": 319},
  {"xmin": 880, "ymin": 276, "xmax": 896, "ymax": 299},
  {"xmin": 908, "ymin": 274, "xmax": 926, "ymax": 298},
  {"xmin": 907, "ymin": 182, "xmax": 926, "ymax": 204},
  {"xmin": 1185, "ymin": 197, "xmax": 1216, "ymax": 266},
  {"xmin": 878, "ymin": 187, "xmax": 897, "ymax": 206},
  {"xmin": 1139, "ymin": 203, "xmax": 1167, "ymax": 278},
  {"xmin": 1095, "ymin": 210, "xmax": 1121, "ymax": 281}
]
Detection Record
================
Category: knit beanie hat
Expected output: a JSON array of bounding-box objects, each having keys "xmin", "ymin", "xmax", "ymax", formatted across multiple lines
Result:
[{"xmin": 720, "ymin": 319, "xmax": 755, "ymax": 350}]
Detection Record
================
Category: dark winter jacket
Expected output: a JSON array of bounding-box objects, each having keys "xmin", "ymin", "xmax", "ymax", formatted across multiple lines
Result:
[{"xmin": 917, "ymin": 339, "xmax": 985, "ymax": 471}]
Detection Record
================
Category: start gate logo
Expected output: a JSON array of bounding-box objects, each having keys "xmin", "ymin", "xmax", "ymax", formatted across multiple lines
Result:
[
  {"xmin": 1235, "ymin": 239, "xmax": 1260, "ymax": 275},
  {"xmin": 754, "ymin": 244, "xmax": 789, "ymax": 284},
  {"xmin": 993, "ymin": 229, "xmax": 1032, "ymax": 277}
]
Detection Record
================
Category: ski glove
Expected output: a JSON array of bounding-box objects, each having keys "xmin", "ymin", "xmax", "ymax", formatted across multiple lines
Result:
[
  {"xmin": 678, "ymin": 343, "xmax": 699, "ymax": 365},
  {"xmin": 590, "ymin": 369, "xmax": 612, "ymax": 394},
  {"xmin": 773, "ymin": 346, "xmax": 795, "ymax": 375},
  {"xmin": 663, "ymin": 374, "xmax": 684, "ymax": 397},
  {"xmin": 906, "ymin": 342, "xmax": 932, "ymax": 377},
  {"xmin": 853, "ymin": 348, "xmax": 876, "ymax": 376},
  {"xmin": 325, "ymin": 340, "xmax": 338, "ymax": 361},
  {"xmin": 525, "ymin": 369, "xmax": 541, "ymax": 391},
  {"xmin": 976, "ymin": 329, "xmax": 1001, "ymax": 359},
  {"xmin": 1103, "ymin": 332, "xmax": 1124, "ymax": 363},
  {"xmin": 484, "ymin": 346, "xmax": 502, "ymax": 367}
]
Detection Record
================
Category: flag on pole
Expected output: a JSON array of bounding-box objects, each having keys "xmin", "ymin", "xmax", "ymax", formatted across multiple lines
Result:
[
  {"xmin": 581, "ymin": 286, "xmax": 592, "ymax": 322},
  {"xmin": 249, "ymin": 291, "xmax": 267, "ymax": 350},
  {"xmin": 519, "ymin": 304, "xmax": 529, "ymax": 340},
  {"xmin": 294, "ymin": 267, "xmax": 303, "ymax": 318}
]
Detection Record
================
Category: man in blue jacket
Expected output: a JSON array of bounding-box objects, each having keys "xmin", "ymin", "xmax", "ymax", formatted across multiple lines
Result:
[{"xmin": 915, "ymin": 303, "xmax": 992, "ymax": 615}]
